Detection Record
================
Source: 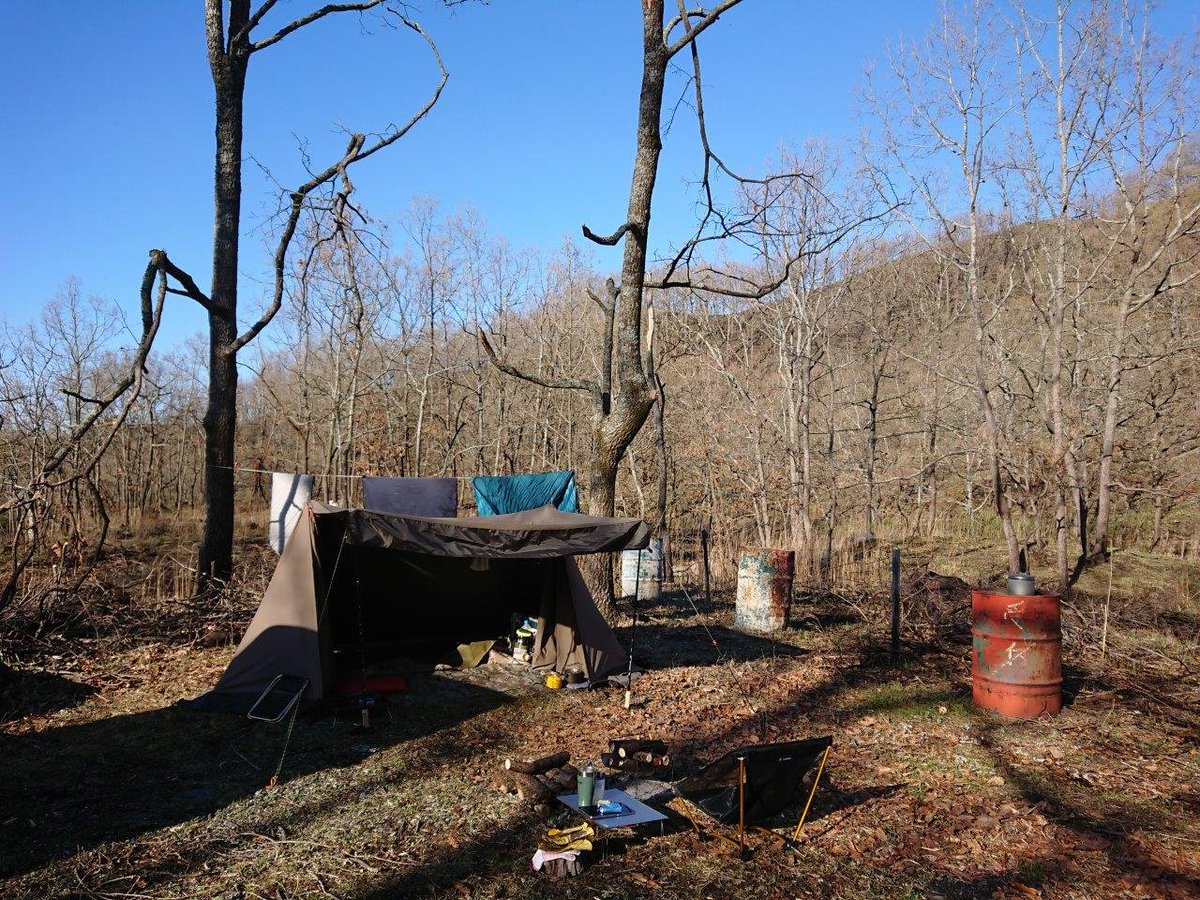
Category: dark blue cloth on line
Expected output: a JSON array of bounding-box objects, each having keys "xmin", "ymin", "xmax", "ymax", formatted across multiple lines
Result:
[
  {"xmin": 472, "ymin": 470, "xmax": 580, "ymax": 516},
  {"xmin": 362, "ymin": 476, "xmax": 457, "ymax": 518}
]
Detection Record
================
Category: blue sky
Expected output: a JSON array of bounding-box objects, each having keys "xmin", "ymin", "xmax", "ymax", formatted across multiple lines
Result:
[{"xmin": 1, "ymin": 1, "xmax": 1195, "ymax": 349}]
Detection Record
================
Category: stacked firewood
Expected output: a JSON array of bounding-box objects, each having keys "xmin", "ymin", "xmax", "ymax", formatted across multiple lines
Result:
[
  {"xmin": 600, "ymin": 738, "xmax": 670, "ymax": 774},
  {"xmin": 493, "ymin": 751, "xmax": 577, "ymax": 806}
]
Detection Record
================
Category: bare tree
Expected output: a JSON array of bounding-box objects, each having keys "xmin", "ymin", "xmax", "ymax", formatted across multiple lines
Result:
[
  {"xmin": 0, "ymin": 255, "xmax": 168, "ymax": 613},
  {"xmin": 867, "ymin": 0, "xmax": 1024, "ymax": 574},
  {"xmin": 1085, "ymin": 2, "xmax": 1200, "ymax": 564},
  {"xmin": 480, "ymin": 0, "xmax": 749, "ymax": 617},
  {"xmin": 154, "ymin": 1, "xmax": 449, "ymax": 591}
]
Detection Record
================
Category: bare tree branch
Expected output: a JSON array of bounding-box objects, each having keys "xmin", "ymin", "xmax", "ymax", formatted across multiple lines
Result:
[
  {"xmin": 0, "ymin": 251, "xmax": 168, "ymax": 511},
  {"xmin": 664, "ymin": 0, "xmax": 743, "ymax": 57},
  {"xmin": 233, "ymin": 17, "xmax": 449, "ymax": 352},
  {"xmin": 477, "ymin": 329, "xmax": 600, "ymax": 397},
  {"xmin": 582, "ymin": 222, "xmax": 638, "ymax": 246},
  {"xmin": 155, "ymin": 251, "xmax": 219, "ymax": 316},
  {"xmin": 249, "ymin": 1, "xmax": 387, "ymax": 53}
]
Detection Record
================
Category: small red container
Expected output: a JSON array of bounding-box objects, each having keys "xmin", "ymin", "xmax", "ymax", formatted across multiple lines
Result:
[{"xmin": 971, "ymin": 589, "xmax": 1062, "ymax": 718}]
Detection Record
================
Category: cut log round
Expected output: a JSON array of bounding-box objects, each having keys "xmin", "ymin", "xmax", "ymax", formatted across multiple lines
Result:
[
  {"xmin": 630, "ymin": 750, "xmax": 671, "ymax": 767},
  {"xmin": 543, "ymin": 856, "xmax": 584, "ymax": 878},
  {"xmin": 611, "ymin": 738, "xmax": 667, "ymax": 759},
  {"xmin": 505, "ymin": 751, "xmax": 570, "ymax": 775}
]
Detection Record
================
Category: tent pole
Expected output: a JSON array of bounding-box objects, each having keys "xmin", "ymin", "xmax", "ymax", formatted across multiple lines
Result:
[
  {"xmin": 737, "ymin": 755, "xmax": 747, "ymax": 856},
  {"xmin": 624, "ymin": 546, "xmax": 641, "ymax": 710}
]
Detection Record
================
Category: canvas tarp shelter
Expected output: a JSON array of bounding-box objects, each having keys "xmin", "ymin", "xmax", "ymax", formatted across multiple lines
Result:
[{"xmin": 188, "ymin": 502, "xmax": 648, "ymax": 712}]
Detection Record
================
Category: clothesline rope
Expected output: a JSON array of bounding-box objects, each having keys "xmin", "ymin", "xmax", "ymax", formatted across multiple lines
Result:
[{"xmin": 208, "ymin": 464, "xmax": 482, "ymax": 482}]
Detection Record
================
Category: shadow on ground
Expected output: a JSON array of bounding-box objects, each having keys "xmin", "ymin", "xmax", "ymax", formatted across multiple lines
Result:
[
  {"xmin": 976, "ymin": 720, "xmax": 1200, "ymax": 897},
  {"xmin": 622, "ymin": 623, "xmax": 809, "ymax": 670},
  {"xmin": 1, "ymin": 667, "xmax": 97, "ymax": 725},
  {"xmin": 0, "ymin": 674, "xmax": 510, "ymax": 879}
]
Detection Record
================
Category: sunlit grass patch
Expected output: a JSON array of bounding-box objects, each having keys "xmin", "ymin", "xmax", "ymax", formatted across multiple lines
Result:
[{"xmin": 852, "ymin": 681, "xmax": 972, "ymax": 720}]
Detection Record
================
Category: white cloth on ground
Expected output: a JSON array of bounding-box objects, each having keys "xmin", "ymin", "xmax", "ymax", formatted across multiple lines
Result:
[{"xmin": 531, "ymin": 848, "xmax": 580, "ymax": 871}]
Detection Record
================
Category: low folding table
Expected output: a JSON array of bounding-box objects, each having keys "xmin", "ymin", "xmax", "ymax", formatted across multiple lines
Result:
[{"xmin": 556, "ymin": 788, "xmax": 668, "ymax": 838}]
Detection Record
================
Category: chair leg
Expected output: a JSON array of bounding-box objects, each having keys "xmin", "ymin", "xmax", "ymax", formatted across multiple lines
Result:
[{"xmin": 791, "ymin": 746, "xmax": 832, "ymax": 843}]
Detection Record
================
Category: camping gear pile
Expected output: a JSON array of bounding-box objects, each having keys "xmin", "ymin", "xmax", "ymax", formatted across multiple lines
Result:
[
  {"xmin": 509, "ymin": 734, "xmax": 835, "ymax": 878},
  {"xmin": 203, "ymin": 466, "xmax": 846, "ymax": 874}
]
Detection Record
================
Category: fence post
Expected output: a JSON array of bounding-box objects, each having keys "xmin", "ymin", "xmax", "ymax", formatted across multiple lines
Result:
[
  {"xmin": 701, "ymin": 527, "xmax": 712, "ymax": 607},
  {"xmin": 891, "ymin": 548, "xmax": 901, "ymax": 663}
]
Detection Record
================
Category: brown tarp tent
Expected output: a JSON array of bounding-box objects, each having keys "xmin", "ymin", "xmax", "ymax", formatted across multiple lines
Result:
[{"xmin": 188, "ymin": 502, "xmax": 648, "ymax": 712}]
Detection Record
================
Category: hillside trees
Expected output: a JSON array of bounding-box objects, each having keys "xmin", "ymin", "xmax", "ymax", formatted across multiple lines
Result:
[
  {"xmin": 868, "ymin": 0, "xmax": 1025, "ymax": 575},
  {"xmin": 4, "ymin": 2, "xmax": 1198, "ymax": 622},
  {"xmin": 1084, "ymin": 4, "xmax": 1200, "ymax": 564}
]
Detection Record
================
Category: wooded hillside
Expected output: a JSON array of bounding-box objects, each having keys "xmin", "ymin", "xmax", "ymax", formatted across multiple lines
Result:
[{"xmin": 0, "ymin": 0, "xmax": 1196, "ymax": 610}]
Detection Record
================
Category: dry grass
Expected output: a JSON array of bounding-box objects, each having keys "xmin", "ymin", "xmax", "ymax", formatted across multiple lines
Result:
[{"xmin": 1, "ymin": 540, "xmax": 1198, "ymax": 899}]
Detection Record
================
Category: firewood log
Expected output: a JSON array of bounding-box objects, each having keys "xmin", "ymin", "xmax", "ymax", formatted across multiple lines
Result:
[
  {"xmin": 611, "ymin": 738, "xmax": 667, "ymax": 759},
  {"xmin": 629, "ymin": 750, "xmax": 671, "ymax": 767},
  {"xmin": 508, "ymin": 771, "xmax": 554, "ymax": 804},
  {"xmin": 539, "ymin": 765, "xmax": 579, "ymax": 793},
  {"xmin": 504, "ymin": 751, "xmax": 570, "ymax": 775}
]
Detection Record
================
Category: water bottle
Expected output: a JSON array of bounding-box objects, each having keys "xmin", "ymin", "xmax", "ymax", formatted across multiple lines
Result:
[{"xmin": 578, "ymin": 762, "xmax": 597, "ymax": 808}]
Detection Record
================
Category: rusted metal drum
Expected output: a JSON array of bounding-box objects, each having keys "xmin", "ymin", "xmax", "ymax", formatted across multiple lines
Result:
[
  {"xmin": 620, "ymin": 538, "xmax": 663, "ymax": 602},
  {"xmin": 734, "ymin": 549, "xmax": 795, "ymax": 632},
  {"xmin": 971, "ymin": 589, "xmax": 1062, "ymax": 717}
]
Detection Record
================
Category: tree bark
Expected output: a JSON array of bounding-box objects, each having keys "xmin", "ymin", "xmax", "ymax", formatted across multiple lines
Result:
[{"xmin": 197, "ymin": 0, "xmax": 250, "ymax": 589}]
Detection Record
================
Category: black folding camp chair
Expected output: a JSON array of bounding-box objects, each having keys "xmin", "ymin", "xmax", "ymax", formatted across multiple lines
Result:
[{"xmin": 674, "ymin": 736, "xmax": 833, "ymax": 825}]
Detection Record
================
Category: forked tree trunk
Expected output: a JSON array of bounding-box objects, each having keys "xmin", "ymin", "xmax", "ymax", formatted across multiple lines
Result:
[{"xmin": 482, "ymin": 1, "xmax": 744, "ymax": 621}]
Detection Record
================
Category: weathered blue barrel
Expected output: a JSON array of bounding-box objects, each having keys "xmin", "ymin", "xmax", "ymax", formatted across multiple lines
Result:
[
  {"xmin": 621, "ymin": 538, "xmax": 663, "ymax": 601},
  {"xmin": 734, "ymin": 549, "xmax": 795, "ymax": 632}
]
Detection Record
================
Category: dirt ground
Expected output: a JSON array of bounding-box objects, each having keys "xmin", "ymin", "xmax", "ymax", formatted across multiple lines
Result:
[{"xmin": 1, "ymin": 547, "xmax": 1197, "ymax": 899}]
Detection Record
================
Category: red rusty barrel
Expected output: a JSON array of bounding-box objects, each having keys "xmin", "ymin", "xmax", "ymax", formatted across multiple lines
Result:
[
  {"xmin": 971, "ymin": 589, "xmax": 1062, "ymax": 717},
  {"xmin": 734, "ymin": 549, "xmax": 795, "ymax": 632}
]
